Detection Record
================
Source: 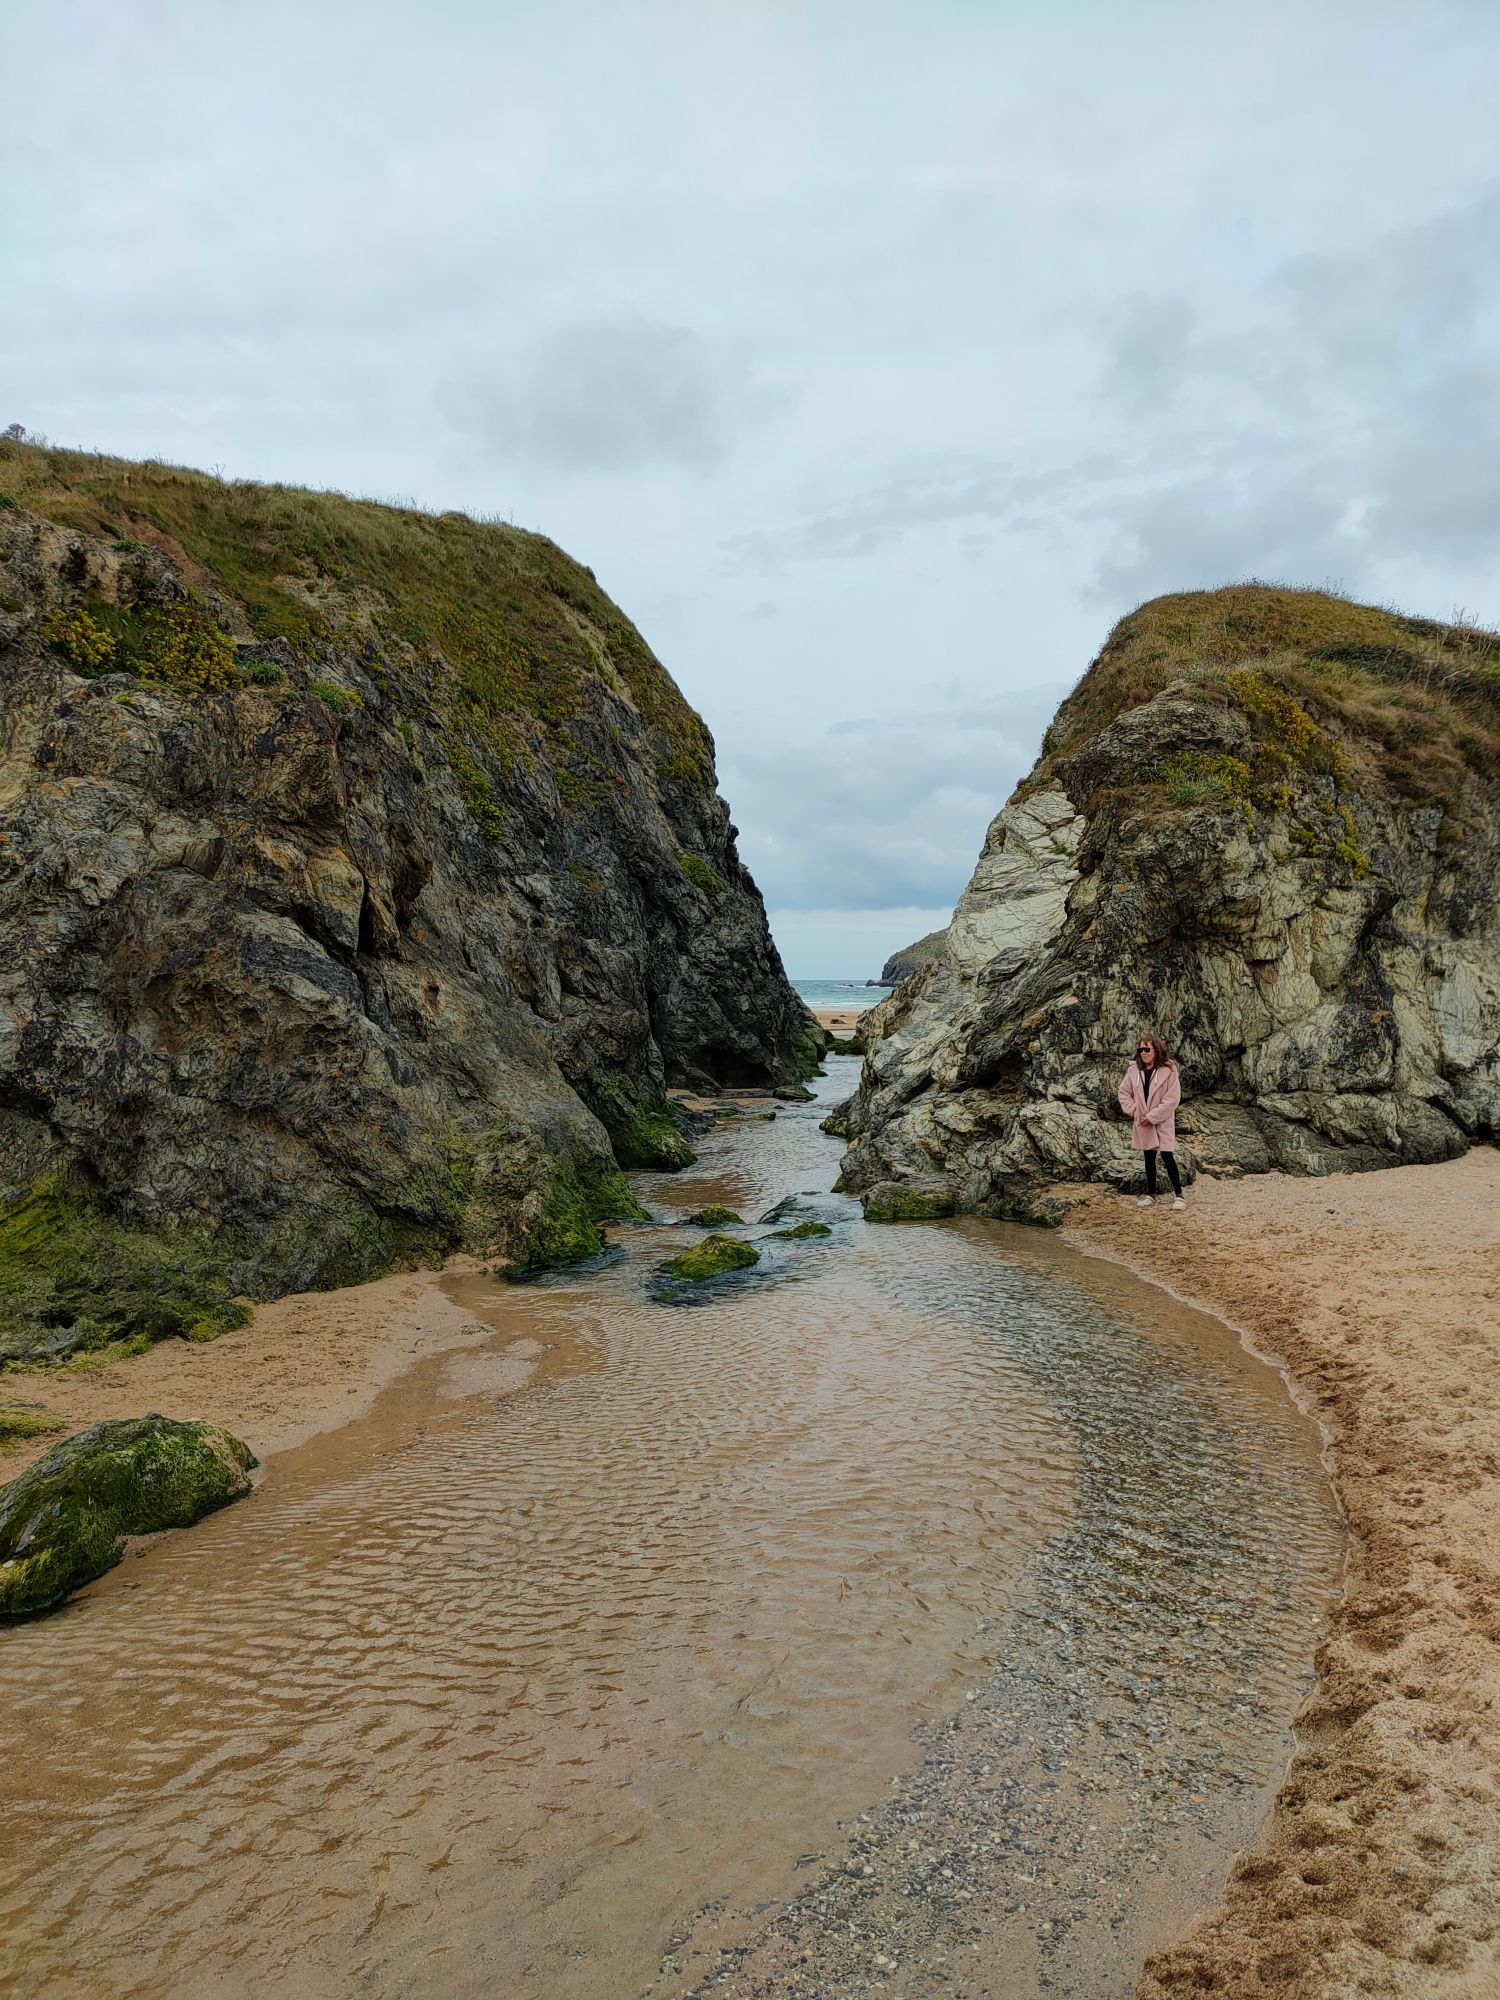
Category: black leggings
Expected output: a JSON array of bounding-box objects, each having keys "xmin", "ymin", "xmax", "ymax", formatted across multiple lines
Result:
[{"xmin": 1144, "ymin": 1149, "xmax": 1181, "ymax": 1198}]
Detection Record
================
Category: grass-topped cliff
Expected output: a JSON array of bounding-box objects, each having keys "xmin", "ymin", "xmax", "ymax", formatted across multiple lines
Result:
[
  {"xmin": 1038, "ymin": 584, "xmax": 1500, "ymax": 823},
  {"xmin": 0, "ymin": 437, "xmax": 716, "ymax": 827},
  {"xmin": 0, "ymin": 440, "xmax": 821, "ymax": 1366},
  {"xmin": 840, "ymin": 582, "xmax": 1500, "ymax": 1211}
]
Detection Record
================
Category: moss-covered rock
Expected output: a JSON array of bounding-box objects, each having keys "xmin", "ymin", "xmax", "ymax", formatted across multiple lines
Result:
[
  {"xmin": 820, "ymin": 1099, "xmax": 854, "ymax": 1138},
  {"xmin": 0, "ymin": 1402, "xmax": 68, "ymax": 1450},
  {"xmin": 499, "ymin": 1152, "xmax": 647, "ymax": 1279},
  {"xmin": 592, "ymin": 1078, "xmax": 698, "ymax": 1171},
  {"xmin": 0, "ymin": 1415, "xmax": 257, "ymax": 1619},
  {"xmin": 772, "ymin": 1083, "xmax": 816, "ymax": 1103},
  {"xmin": 861, "ymin": 1181, "xmax": 956, "ymax": 1222},
  {"xmin": 769, "ymin": 1220, "xmax": 833, "ymax": 1240},
  {"xmin": 659, "ymin": 1233, "xmax": 761, "ymax": 1282},
  {"xmin": 684, "ymin": 1205, "xmax": 743, "ymax": 1227},
  {"xmin": 0, "ymin": 1179, "xmax": 256, "ymax": 1367}
]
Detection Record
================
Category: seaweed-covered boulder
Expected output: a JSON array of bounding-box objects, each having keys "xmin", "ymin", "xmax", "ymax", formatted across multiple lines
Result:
[
  {"xmin": 0, "ymin": 1414, "xmax": 257, "ymax": 1619},
  {"xmin": 769, "ymin": 1220, "xmax": 833, "ymax": 1240},
  {"xmin": 860, "ymin": 1180, "xmax": 956, "ymax": 1222},
  {"xmin": 659, "ymin": 1233, "xmax": 761, "ymax": 1282},
  {"xmin": 683, "ymin": 1204, "xmax": 743, "ymax": 1227}
]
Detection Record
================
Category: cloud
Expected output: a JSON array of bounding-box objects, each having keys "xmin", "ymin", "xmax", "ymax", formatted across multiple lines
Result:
[
  {"xmin": 1088, "ymin": 188, "xmax": 1500, "ymax": 605},
  {"xmin": 723, "ymin": 451, "xmax": 1108, "ymax": 566},
  {"xmin": 444, "ymin": 315, "xmax": 790, "ymax": 474},
  {"xmin": 720, "ymin": 688, "xmax": 1065, "ymax": 911}
]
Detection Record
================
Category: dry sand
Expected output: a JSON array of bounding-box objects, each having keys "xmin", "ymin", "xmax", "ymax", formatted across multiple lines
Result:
[{"xmin": 1059, "ymin": 1150, "xmax": 1500, "ymax": 2000}]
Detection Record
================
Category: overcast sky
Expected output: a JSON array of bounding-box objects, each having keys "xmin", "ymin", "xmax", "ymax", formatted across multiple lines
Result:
[{"xmin": 6, "ymin": 2, "xmax": 1499, "ymax": 976}]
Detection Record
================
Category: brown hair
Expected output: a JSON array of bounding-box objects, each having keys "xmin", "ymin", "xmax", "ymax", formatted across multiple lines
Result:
[{"xmin": 1135, "ymin": 1031, "xmax": 1175, "ymax": 1068}]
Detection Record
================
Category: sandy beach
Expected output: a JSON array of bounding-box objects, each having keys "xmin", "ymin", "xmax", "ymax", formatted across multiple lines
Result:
[
  {"xmin": 0, "ymin": 1264, "xmax": 488, "ymax": 1481},
  {"xmin": 814, "ymin": 1006, "xmax": 865, "ymax": 1036},
  {"xmin": 6, "ymin": 1144, "xmax": 1500, "ymax": 1997},
  {"xmin": 1060, "ymin": 1150, "xmax": 1500, "ymax": 1999}
]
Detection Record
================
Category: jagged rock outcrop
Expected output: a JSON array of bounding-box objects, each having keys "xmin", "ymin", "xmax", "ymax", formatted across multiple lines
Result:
[
  {"xmin": 839, "ymin": 587, "xmax": 1500, "ymax": 1211},
  {"xmin": 878, "ymin": 926, "xmax": 948, "ymax": 987},
  {"xmin": 0, "ymin": 443, "xmax": 822, "ymax": 1357}
]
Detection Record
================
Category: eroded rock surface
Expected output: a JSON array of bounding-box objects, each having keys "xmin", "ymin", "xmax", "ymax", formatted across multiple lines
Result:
[
  {"xmin": 840, "ymin": 588, "xmax": 1500, "ymax": 1211},
  {"xmin": 0, "ymin": 445, "xmax": 821, "ymax": 1354}
]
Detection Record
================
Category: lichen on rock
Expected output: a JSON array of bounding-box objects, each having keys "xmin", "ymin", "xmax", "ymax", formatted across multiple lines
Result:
[{"xmin": 0, "ymin": 1414, "xmax": 257, "ymax": 1619}]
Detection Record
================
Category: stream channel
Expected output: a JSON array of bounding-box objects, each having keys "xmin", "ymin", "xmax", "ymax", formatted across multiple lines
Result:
[{"xmin": 0, "ymin": 1057, "xmax": 1342, "ymax": 2000}]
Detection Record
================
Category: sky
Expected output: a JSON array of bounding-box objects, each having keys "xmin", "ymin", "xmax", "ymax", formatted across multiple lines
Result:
[{"xmin": 5, "ymin": 1, "xmax": 1499, "ymax": 978}]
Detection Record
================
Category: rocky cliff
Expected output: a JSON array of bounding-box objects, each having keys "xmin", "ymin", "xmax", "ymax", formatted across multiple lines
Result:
[
  {"xmin": 838, "ymin": 587, "xmax": 1500, "ymax": 1215},
  {"xmin": 877, "ymin": 926, "xmax": 948, "ymax": 987},
  {"xmin": 0, "ymin": 442, "xmax": 822, "ymax": 1361}
]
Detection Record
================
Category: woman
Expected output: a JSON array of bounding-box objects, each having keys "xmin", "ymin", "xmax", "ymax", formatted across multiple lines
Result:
[{"xmin": 1118, "ymin": 1033, "xmax": 1185, "ymax": 1209}]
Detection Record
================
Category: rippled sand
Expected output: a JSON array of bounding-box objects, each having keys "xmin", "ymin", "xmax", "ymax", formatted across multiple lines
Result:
[{"xmin": 0, "ymin": 1066, "xmax": 1341, "ymax": 1998}]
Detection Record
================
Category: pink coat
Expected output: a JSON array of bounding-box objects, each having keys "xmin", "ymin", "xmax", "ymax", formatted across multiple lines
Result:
[{"xmin": 1118, "ymin": 1061, "xmax": 1180, "ymax": 1151}]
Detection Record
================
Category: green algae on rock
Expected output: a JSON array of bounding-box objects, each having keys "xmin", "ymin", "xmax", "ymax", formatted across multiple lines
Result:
[
  {"xmin": 0, "ymin": 440, "xmax": 821, "ymax": 1339},
  {"xmin": 769, "ymin": 1220, "xmax": 833, "ymax": 1240},
  {"xmin": 683, "ymin": 1205, "xmax": 744, "ymax": 1227},
  {"xmin": 0, "ymin": 1403, "xmax": 68, "ymax": 1450},
  {"xmin": 861, "ymin": 1182, "xmax": 956, "ymax": 1222},
  {"xmin": 659, "ymin": 1234, "xmax": 761, "ymax": 1282},
  {"xmin": 591, "ymin": 1078, "xmax": 698, "ymax": 1171},
  {"xmin": 0, "ymin": 1415, "xmax": 257, "ymax": 1619}
]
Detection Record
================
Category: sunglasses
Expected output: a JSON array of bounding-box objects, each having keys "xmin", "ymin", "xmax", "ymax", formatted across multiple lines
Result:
[{"xmin": 1137, "ymin": 1045, "xmax": 1153, "ymax": 1054}]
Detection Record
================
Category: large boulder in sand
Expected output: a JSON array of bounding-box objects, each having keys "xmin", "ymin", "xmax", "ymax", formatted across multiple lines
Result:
[{"xmin": 0, "ymin": 1414, "xmax": 257, "ymax": 1619}]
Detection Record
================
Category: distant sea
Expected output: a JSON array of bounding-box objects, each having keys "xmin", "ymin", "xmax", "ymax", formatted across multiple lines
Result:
[{"xmin": 792, "ymin": 979, "xmax": 891, "ymax": 1013}]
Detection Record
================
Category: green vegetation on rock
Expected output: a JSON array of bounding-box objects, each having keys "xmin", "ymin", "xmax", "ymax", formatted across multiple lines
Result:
[
  {"xmin": 879, "ymin": 928, "xmax": 949, "ymax": 985},
  {"xmin": 677, "ymin": 851, "xmax": 725, "ymax": 896},
  {"xmin": 660, "ymin": 1233, "xmax": 761, "ymax": 1282},
  {"xmin": 496, "ymin": 1151, "xmax": 646, "ymax": 1279},
  {"xmin": 862, "ymin": 1182, "xmax": 955, "ymax": 1222},
  {"xmin": 773, "ymin": 1082, "xmax": 816, "ymax": 1102},
  {"xmin": 2, "ymin": 436, "xmax": 716, "ymax": 844},
  {"xmin": 684, "ymin": 1205, "xmax": 743, "ymax": 1227},
  {"xmin": 0, "ymin": 1179, "xmax": 254, "ymax": 1367},
  {"xmin": 0, "ymin": 1414, "xmax": 257, "ymax": 1619},
  {"xmin": 43, "ymin": 595, "xmax": 238, "ymax": 692},
  {"xmin": 769, "ymin": 1220, "xmax": 832, "ymax": 1240},
  {"xmin": 592, "ymin": 1077, "xmax": 698, "ymax": 1171},
  {"xmin": 1042, "ymin": 584, "xmax": 1500, "ymax": 819},
  {"xmin": 0, "ymin": 1403, "xmax": 67, "ymax": 1450}
]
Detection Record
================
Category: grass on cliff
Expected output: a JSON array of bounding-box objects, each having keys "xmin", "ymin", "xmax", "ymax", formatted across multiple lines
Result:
[
  {"xmin": 0, "ymin": 435, "xmax": 714, "ymax": 803},
  {"xmin": 1044, "ymin": 584, "xmax": 1500, "ymax": 815}
]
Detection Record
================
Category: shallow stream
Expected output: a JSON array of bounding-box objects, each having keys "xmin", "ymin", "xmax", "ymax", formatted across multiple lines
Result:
[{"xmin": 0, "ymin": 1060, "xmax": 1342, "ymax": 1998}]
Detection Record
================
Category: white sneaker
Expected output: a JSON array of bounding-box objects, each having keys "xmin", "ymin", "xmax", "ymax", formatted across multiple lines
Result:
[
  {"xmin": 1136, "ymin": 1195, "xmax": 1156, "ymax": 1208},
  {"xmin": 1172, "ymin": 1196, "xmax": 1186, "ymax": 1210}
]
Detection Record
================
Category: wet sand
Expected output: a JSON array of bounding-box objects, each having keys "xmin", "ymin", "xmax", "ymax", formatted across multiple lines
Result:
[
  {"xmin": 0, "ymin": 1069, "xmax": 1341, "ymax": 2000},
  {"xmin": 0, "ymin": 1263, "xmax": 487, "ymax": 1480},
  {"xmin": 1059, "ymin": 1149, "xmax": 1500, "ymax": 1999}
]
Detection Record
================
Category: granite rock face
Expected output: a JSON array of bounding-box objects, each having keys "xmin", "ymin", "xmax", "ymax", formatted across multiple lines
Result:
[
  {"xmin": 0, "ymin": 446, "xmax": 822, "ymax": 1353},
  {"xmin": 840, "ymin": 589, "xmax": 1500, "ymax": 1210}
]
